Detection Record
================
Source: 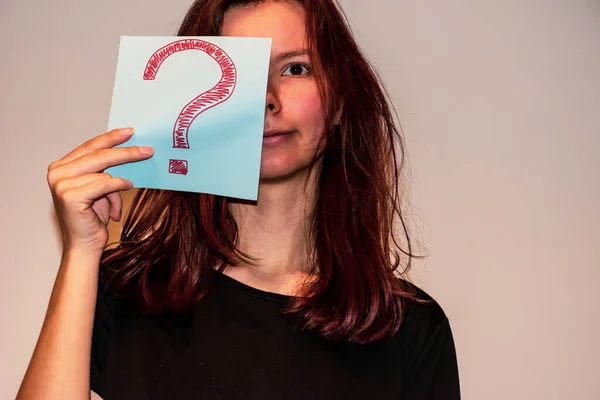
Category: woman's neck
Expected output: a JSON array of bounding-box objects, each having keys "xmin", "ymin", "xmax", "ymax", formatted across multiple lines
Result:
[{"xmin": 226, "ymin": 168, "xmax": 319, "ymax": 294}]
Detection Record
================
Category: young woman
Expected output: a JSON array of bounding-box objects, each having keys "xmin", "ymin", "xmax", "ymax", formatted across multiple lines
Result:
[{"xmin": 18, "ymin": 0, "xmax": 460, "ymax": 399}]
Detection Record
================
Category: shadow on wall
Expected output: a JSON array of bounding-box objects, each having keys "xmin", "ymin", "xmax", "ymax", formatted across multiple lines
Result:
[{"xmin": 48, "ymin": 188, "xmax": 139, "ymax": 251}]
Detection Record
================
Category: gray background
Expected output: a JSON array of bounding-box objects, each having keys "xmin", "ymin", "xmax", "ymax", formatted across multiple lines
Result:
[{"xmin": 1, "ymin": 0, "xmax": 599, "ymax": 398}]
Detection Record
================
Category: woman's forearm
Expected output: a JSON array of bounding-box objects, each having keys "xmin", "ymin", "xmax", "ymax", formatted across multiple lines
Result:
[{"xmin": 16, "ymin": 249, "xmax": 101, "ymax": 400}]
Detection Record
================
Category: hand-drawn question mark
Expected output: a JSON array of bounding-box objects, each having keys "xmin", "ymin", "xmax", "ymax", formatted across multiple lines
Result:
[{"xmin": 143, "ymin": 39, "xmax": 237, "ymax": 175}]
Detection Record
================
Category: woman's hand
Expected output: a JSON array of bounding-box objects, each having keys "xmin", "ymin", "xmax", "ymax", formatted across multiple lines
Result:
[{"xmin": 47, "ymin": 127, "xmax": 154, "ymax": 256}]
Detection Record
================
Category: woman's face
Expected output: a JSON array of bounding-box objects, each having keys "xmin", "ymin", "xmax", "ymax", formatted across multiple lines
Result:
[{"xmin": 222, "ymin": 1, "xmax": 326, "ymax": 182}]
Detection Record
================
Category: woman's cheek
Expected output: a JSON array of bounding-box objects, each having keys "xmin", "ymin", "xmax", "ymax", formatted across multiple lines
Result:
[{"xmin": 296, "ymin": 89, "xmax": 325, "ymax": 138}]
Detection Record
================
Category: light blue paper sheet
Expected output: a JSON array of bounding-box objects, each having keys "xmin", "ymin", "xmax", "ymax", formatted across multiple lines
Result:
[{"xmin": 105, "ymin": 36, "xmax": 272, "ymax": 200}]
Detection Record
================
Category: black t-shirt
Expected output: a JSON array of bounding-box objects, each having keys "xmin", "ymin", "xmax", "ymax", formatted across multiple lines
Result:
[{"xmin": 90, "ymin": 267, "xmax": 460, "ymax": 399}]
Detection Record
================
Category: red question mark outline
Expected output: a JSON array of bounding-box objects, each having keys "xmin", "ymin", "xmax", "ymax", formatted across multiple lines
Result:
[{"xmin": 143, "ymin": 39, "xmax": 237, "ymax": 175}]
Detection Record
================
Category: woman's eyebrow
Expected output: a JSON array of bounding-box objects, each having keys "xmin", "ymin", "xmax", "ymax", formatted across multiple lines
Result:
[{"xmin": 272, "ymin": 49, "xmax": 310, "ymax": 63}]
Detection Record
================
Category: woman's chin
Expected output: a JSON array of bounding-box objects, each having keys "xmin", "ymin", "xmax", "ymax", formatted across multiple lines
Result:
[
  {"xmin": 259, "ymin": 157, "xmax": 304, "ymax": 183},
  {"xmin": 259, "ymin": 165, "xmax": 296, "ymax": 182}
]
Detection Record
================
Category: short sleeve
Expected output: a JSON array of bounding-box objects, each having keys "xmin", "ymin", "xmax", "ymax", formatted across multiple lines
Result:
[
  {"xmin": 90, "ymin": 266, "xmax": 114, "ymax": 398},
  {"xmin": 403, "ymin": 318, "xmax": 461, "ymax": 400}
]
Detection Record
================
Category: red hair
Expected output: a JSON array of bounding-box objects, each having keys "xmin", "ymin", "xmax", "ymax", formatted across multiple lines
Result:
[{"xmin": 102, "ymin": 0, "xmax": 422, "ymax": 344}]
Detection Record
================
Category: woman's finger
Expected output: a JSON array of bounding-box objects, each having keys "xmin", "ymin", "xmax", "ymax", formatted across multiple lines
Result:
[
  {"xmin": 60, "ymin": 177, "xmax": 133, "ymax": 210},
  {"xmin": 53, "ymin": 173, "xmax": 113, "ymax": 198},
  {"xmin": 50, "ymin": 128, "xmax": 135, "ymax": 170},
  {"xmin": 106, "ymin": 191, "xmax": 123, "ymax": 222},
  {"xmin": 48, "ymin": 146, "xmax": 152, "ymax": 189}
]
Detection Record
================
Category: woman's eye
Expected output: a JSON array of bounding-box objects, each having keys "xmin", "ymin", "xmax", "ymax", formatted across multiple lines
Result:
[{"xmin": 282, "ymin": 63, "xmax": 310, "ymax": 76}]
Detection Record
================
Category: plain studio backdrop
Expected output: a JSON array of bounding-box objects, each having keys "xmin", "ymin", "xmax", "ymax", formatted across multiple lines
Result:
[{"xmin": 1, "ymin": 0, "xmax": 598, "ymax": 399}]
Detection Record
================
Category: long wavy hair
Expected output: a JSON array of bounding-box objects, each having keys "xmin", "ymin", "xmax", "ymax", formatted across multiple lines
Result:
[{"xmin": 102, "ymin": 0, "xmax": 423, "ymax": 344}]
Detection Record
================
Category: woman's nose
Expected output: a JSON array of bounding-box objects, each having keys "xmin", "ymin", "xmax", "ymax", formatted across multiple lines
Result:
[{"xmin": 265, "ymin": 81, "xmax": 280, "ymax": 114}]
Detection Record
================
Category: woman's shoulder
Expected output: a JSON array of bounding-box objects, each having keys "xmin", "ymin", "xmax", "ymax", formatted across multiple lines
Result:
[
  {"xmin": 394, "ymin": 278, "xmax": 454, "ymax": 350},
  {"xmin": 392, "ymin": 279, "xmax": 460, "ymax": 397},
  {"xmin": 400, "ymin": 279, "xmax": 449, "ymax": 326}
]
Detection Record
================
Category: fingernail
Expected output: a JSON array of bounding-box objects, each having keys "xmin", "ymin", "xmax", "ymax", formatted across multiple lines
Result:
[
  {"xmin": 139, "ymin": 146, "xmax": 154, "ymax": 155},
  {"xmin": 121, "ymin": 128, "xmax": 134, "ymax": 136}
]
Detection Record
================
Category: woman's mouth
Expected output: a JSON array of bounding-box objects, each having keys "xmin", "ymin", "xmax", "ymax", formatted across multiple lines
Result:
[{"xmin": 262, "ymin": 130, "xmax": 295, "ymax": 145}]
